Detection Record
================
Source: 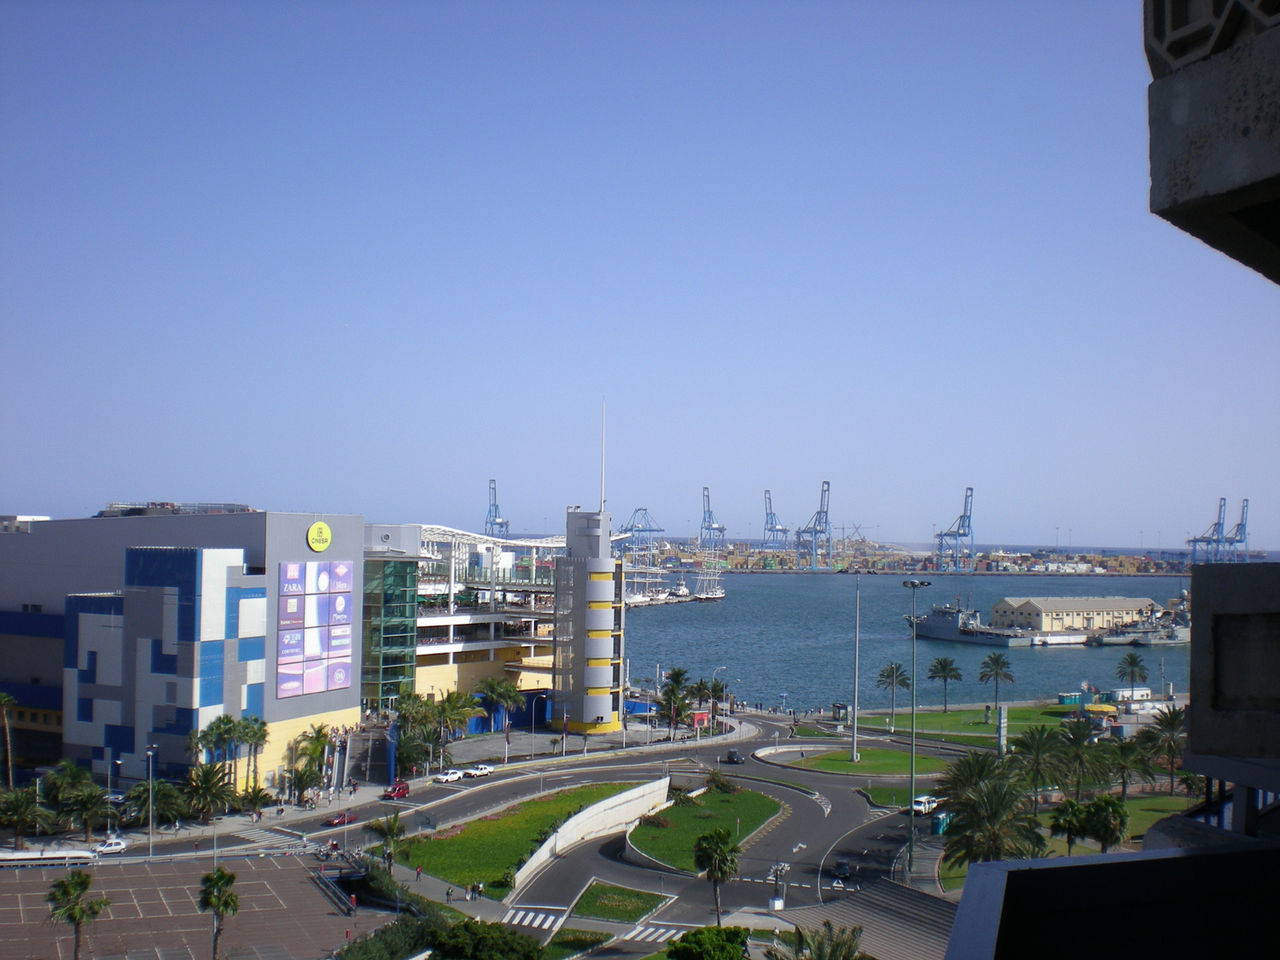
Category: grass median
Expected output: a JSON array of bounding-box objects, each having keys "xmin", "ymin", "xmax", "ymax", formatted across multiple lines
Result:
[
  {"xmin": 398, "ymin": 782, "xmax": 629, "ymax": 895},
  {"xmin": 629, "ymin": 787, "xmax": 781, "ymax": 873},
  {"xmin": 572, "ymin": 881, "xmax": 666, "ymax": 922},
  {"xmin": 791, "ymin": 747, "xmax": 947, "ymax": 777}
]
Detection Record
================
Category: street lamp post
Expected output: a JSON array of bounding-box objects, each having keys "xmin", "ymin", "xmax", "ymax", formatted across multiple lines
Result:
[
  {"xmin": 902, "ymin": 579, "xmax": 931, "ymax": 874},
  {"xmin": 109, "ymin": 758, "xmax": 122, "ymax": 836},
  {"xmin": 851, "ymin": 574, "xmax": 861, "ymax": 762},
  {"xmin": 146, "ymin": 744, "xmax": 158, "ymax": 858}
]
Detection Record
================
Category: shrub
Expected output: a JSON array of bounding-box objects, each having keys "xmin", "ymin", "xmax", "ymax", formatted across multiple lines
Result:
[
  {"xmin": 705, "ymin": 770, "xmax": 738, "ymax": 794},
  {"xmin": 640, "ymin": 813, "xmax": 671, "ymax": 828}
]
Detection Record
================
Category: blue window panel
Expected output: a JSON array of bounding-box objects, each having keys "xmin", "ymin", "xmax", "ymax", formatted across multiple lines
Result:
[
  {"xmin": 125, "ymin": 548, "xmax": 199, "ymax": 643},
  {"xmin": 0, "ymin": 610, "xmax": 64, "ymax": 638},
  {"xmin": 77, "ymin": 697, "xmax": 93, "ymax": 722},
  {"xmin": 237, "ymin": 637, "xmax": 265, "ymax": 662},
  {"xmin": 63, "ymin": 595, "xmax": 122, "ymax": 669},
  {"xmin": 225, "ymin": 586, "xmax": 266, "ymax": 640},
  {"xmin": 78, "ymin": 650, "xmax": 98, "ymax": 685},
  {"xmin": 199, "ymin": 639, "xmax": 224, "ymax": 708},
  {"xmin": 158, "ymin": 707, "xmax": 198, "ymax": 737},
  {"xmin": 104, "ymin": 725, "xmax": 134, "ymax": 755},
  {"xmin": 151, "ymin": 638, "xmax": 178, "ymax": 675},
  {"xmin": 244, "ymin": 683, "xmax": 264, "ymax": 718},
  {"xmin": 91, "ymin": 746, "xmax": 104, "ymax": 761}
]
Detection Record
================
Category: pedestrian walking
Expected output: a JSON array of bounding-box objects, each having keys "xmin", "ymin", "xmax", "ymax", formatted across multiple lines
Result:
[
  {"xmin": 415, "ymin": 866, "xmax": 422, "ymax": 883},
  {"xmin": 446, "ymin": 887, "xmax": 452, "ymax": 903}
]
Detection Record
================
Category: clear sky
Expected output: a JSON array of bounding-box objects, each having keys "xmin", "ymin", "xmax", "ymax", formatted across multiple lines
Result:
[{"xmin": 3, "ymin": 1, "xmax": 1277, "ymax": 549}]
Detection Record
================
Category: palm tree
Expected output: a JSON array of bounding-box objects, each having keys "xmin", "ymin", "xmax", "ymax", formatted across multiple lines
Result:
[
  {"xmin": 689, "ymin": 678, "xmax": 712, "ymax": 711},
  {"xmin": 287, "ymin": 764, "xmax": 323, "ymax": 805},
  {"xmin": 875, "ymin": 662, "xmax": 910, "ymax": 733},
  {"xmin": 430, "ymin": 691, "xmax": 487, "ymax": 764},
  {"xmin": 184, "ymin": 763, "xmax": 234, "ymax": 825},
  {"xmin": 1178, "ymin": 770, "xmax": 1207, "ymax": 804},
  {"xmin": 661, "ymin": 668, "xmax": 691, "ymax": 738},
  {"xmin": 199, "ymin": 865, "xmax": 240, "ymax": 960},
  {"xmin": 1115, "ymin": 652, "xmax": 1148, "ymax": 702},
  {"xmin": 62, "ymin": 785, "xmax": 112, "ymax": 842},
  {"xmin": 764, "ymin": 920, "xmax": 870, "ymax": 960},
  {"xmin": 1138, "ymin": 704, "xmax": 1186, "ymax": 795},
  {"xmin": 1049, "ymin": 798, "xmax": 1088, "ymax": 856},
  {"xmin": 693, "ymin": 827, "xmax": 739, "ymax": 927},
  {"xmin": 1009, "ymin": 725, "xmax": 1064, "ymax": 814},
  {"xmin": 125, "ymin": 780, "xmax": 185, "ymax": 829},
  {"xmin": 0, "ymin": 785, "xmax": 54, "ymax": 850},
  {"xmin": 237, "ymin": 716, "xmax": 268, "ymax": 789},
  {"xmin": 239, "ymin": 785, "xmax": 274, "ymax": 819},
  {"xmin": 474, "ymin": 677, "xmax": 523, "ymax": 734},
  {"xmin": 46, "ymin": 869, "xmax": 109, "ymax": 960},
  {"xmin": 927, "ymin": 657, "xmax": 962, "ymax": 713},
  {"xmin": 1104, "ymin": 738, "xmax": 1155, "ymax": 802},
  {"xmin": 366, "ymin": 811, "xmax": 406, "ymax": 860},
  {"xmin": 942, "ymin": 776, "xmax": 1045, "ymax": 867},
  {"xmin": 0, "ymin": 692, "xmax": 16, "ymax": 789},
  {"xmin": 204, "ymin": 715, "xmax": 238, "ymax": 783},
  {"xmin": 1083, "ymin": 794, "xmax": 1129, "ymax": 852},
  {"xmin": 978, "ymin": 653, "xmax": 1014, "ymax": 712},
  {"xmin": 708, "ymin": 678, "xmax": 728, "ymax": 725},
  {"xmin": 938, "ymin": 750, "xmax": 1010, "ymax": 805},
  {"xmin": 1056, "ymin": 717, "xmax": 1103, "ymax": 801},
  {"xmin": 43, "ymin": 759, "xmax": 92, "ymax": 809}
]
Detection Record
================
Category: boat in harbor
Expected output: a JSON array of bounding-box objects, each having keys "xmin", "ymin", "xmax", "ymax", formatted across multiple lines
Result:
[
  {"xmin": 911, "ymin": 601, "xmax": 1035, "ymax": 647},
  {"xmin": 671, "ymin": 575, "xmax": 691, "ymax": 598}
]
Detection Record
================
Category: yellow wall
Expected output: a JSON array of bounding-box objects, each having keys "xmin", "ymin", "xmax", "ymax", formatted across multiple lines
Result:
[
  {"xmin": 257, "ymin": 706, "xmax": 361, "ymax": 793},
  {"xmin": 412, "ymin": 644, "xmax": 554, "ymax": 697}
]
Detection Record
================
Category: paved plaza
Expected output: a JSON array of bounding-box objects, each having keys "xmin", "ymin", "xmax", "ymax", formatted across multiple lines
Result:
[{"xmin": 0, "ymin": 854, "xmax": 380, "ymax": 960}]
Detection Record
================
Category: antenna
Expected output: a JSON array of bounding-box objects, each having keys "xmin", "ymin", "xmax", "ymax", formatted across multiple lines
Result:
[{"xmin": 599, "ymin": 397, "xmax": 606, "ymax": 512}]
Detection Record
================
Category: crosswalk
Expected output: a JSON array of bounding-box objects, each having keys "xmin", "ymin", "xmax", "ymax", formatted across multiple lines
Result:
[
  {"xmin": 230, "ymin": 827, "xmax": 295, "ymax": 848},
  {"xmin": 622, "ymin": 925, "xmax": 687, "ymax": 944},
  {"xmin": 501, "ymin": 907, "xmax": 564, "ymax": 932}
]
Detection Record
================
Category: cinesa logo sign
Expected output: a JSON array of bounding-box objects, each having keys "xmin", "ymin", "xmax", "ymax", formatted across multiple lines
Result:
[{"xmin": 306, "ymin": 521, "xmax": 332, "ymax": 553}]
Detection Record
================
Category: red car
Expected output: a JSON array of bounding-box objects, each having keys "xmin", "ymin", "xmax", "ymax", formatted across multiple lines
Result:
[
  {"xmin": 381, "ymin": 781, "xmax": 410, "ymax": 800},
  {"xmin": 323, "ymin": 811, "xmax": 358, "ymax": 826}
]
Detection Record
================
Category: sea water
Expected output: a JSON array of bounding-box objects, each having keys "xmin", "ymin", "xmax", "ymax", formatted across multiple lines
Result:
[{"xmin": 623, "ymin": 573, "xmax": 1190, "ymax": 714}]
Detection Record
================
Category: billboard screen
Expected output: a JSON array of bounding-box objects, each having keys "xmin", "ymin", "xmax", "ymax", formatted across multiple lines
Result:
[{"xmin": 276, "ymin": 560, "xmax": 355, "ymax": 699}]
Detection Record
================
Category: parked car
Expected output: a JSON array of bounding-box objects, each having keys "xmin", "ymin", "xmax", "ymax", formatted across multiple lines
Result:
[
  {"xmin": 830, "ymin": 859, "xmax": 851, "ymax": 880},
  {"xmin": 434, "ymin": 769, "xmax": 463, "ymax": 783},
  {"xmin": 463, "ymin": 764, "xmax": 493, "ymax": 778},
  {"xmin": 381, "ymin": 781, "xmax": 410, "ymax": 800},
  {"xmin": 323, "ymin": 811, "xmax": 358, "ymax": 826},
  {"xmin": 724, "ymin": 750, "xmax": 746, "ymax": 764},
  {"xmin": 912, "ymin": 795, "xmax": 940, "ymax": 815},
  {"xmin": 94, "ymin": 837, "xmax": 128, "ymax": 855}
]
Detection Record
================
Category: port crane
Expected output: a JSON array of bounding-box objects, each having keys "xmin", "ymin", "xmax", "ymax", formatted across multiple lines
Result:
[
  {"xmin": 698, "ymin": 487, "xmax": 726, "ymax": 551},
  {"xmin": 620, "ymin": 508, "xmax": 665, "ymax": 595},
  {"xmin": 1187, "ymin": 497, "xmax": 1229, "ymax": 564},
  {"xmin": 484, "ymin": 479, "xmax": 509, "ymax": 538},
  {"xmin": 763, "ymin": 490, "xmax": 789, "ymax": 549},
  {"xmin": 1225, "ymin": 499, "xmax": 1249, "ymax": 561},
  {"xmin": 795, "ymin": 481, "xmax": 832, "ymax": 570},
  {"xmin": 935, "ymin": 486, "xmax": 974, "ymax": 572}
]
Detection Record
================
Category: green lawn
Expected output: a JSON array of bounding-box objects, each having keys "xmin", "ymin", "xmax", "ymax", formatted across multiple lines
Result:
[
  {"xmin": 794, "ymin": 724, "xmax": 838, "ymax": 737},
  {"xmin": 862, "ymin": 704, "xmax": 1075, "ymax": 738},
  {"xmin": 629, "ymin": 789, "xmax": 781, "ymax": 872},
  {"xmin": 791, "ymin": 747, "xmax": 947, "ymax": 777},
  {"xmin": 398, "ymin": 783, "xmax": 629, "ymax": 893},
  {"xmin": 864, "ymin": 786, "xmax": 913, "ymax": 807},
  {"xmin": 572, "ymin": 881, "xmax": 666, "ymax": 923},
  {"xmin": 545, "ymin": 928, "xmax": 612, "ymax": 960}
]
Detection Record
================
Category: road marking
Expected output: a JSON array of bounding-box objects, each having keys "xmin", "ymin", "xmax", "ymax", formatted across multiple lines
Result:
[
  {"xmin": 813, "ymin": 793, "xmax": 832, "ymax": 816},
  {"xmin": 502, "ymin": 908, "xmax": 563, "ymax": 931},
  {"xmin": 626, "ymin": 925, "xmax": 684, "ymax": 943},
  {"xmin": 231, "ymin": 827, "xmax": 293, "ymax": 846}
]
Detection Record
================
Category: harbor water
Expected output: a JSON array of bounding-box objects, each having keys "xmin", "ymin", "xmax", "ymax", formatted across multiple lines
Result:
[{"xmin": 623, "ymin": 573, "xmax": 1190, "ymax": 714}]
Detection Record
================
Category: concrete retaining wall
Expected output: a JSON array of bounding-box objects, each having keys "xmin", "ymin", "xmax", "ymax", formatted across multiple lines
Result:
[{"xmin": 513, "ymin": 777, "xmax": 669, "ymax": 891}]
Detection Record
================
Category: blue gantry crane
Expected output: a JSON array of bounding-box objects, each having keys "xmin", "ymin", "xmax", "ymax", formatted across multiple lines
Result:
[
  {"xmin": 1187, "ymin": 497, "xmax": 1229, "ymax": 564},
  {"xmin": 763, "ymin": 490, "xmax": 789, "ymax": 549},
  {"xmin": 935, "ymin": 486, "xmax": 974, "ymax": 572},
  {"xmin": 484, "ymin": 479, "xmax": 509, "ymax": 538},
  {"xmin": 620, "ymin": 507, "xmax": 664, "ymax": 555},
  {"xmin": 1225, "ymin": 499, "xmax": 1249, "ymax": 561},
  {"xmin": 698, "ymin": 486, "xmax": 726, "ymax": 550},
  {"xmin": 794, "ymin": 481, "xmax": 832, "ymax": 570}
]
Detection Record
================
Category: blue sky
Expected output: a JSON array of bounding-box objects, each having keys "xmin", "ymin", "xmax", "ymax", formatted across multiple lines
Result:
[{"xmin": 3, "ymin": 2, "xmax": 1277, "ymax": 548}]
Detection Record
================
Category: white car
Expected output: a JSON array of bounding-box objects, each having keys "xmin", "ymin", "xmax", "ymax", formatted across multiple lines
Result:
[
  {"xmin": 912, "ymin": 795, "xmax": 940, "ymax": 815},
  {"xmin": 434, "ymin": 769, "xmax": 463, "ymax": 783},
  {"xmin": 94, "ymin": 837, "xmax": 128, "ymax": 855},
  {"xmin": 463, "ymin": 764, "xmax": 493, "ymax": 778}
]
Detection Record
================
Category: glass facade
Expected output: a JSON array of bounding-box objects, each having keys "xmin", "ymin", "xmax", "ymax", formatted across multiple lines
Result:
[{"xmin": 362, "ymin": 558, "xmax": 418, "ymax": 711}]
